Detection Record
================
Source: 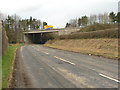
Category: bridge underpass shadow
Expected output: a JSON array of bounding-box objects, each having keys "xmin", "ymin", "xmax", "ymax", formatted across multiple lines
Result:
[{"xmin": 24, "ymin": 33, "xmax": 55, "ymax": 44}]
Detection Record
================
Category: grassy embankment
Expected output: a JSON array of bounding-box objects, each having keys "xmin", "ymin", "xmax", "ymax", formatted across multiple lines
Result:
[
  {"xmin": 2, "ymin": 44, "xmax": 19, "ymax": 88},
  {"xmin": 45, "ymin": 39, "xmax": 118, "ymax": 59},
  {"xmin": 44, "ymin": 24, "xmax": 118, "ymax": 59}
]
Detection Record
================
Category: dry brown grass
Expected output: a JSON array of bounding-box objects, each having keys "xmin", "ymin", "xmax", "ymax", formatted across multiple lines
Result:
[{"xmin": 44, "ymin": 39, "xmax": 118, "ymax": 59}]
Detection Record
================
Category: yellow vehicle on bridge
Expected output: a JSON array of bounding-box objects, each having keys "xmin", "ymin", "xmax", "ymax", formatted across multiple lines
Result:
[{"xmin": 44, "ymin": 25, "xmax": 53, "ymax": 30}]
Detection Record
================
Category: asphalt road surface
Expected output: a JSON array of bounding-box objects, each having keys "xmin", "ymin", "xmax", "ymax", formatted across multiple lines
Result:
[{"xmin": 11, "ymin": 45, "xmax": 119, "ymax": 88}]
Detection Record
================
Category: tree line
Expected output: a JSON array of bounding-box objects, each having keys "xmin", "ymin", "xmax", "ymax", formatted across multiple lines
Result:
[
  {"xmin": 2, "ymin": 15, "xmax": 42, "ymax": 31},
  {"xmin": 0, "ymin": 12, "xmax": 48, "ymax": 43},
  {"xmin": 65, "ymin": 12, "xmax": 120, "ymax": 28},
  {"xmin": 1, "ymin": 14, "xmax": 48, "ymax": 31}
]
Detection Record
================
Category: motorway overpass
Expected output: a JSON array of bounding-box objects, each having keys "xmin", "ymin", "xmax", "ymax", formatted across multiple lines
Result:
[
  {"xmin": 23, "ymin": 29, "xmax": 60, "ymax": 44},
  {"xmin": 23, "ymin": 28, "xmax": 80, "ymax": 44}
]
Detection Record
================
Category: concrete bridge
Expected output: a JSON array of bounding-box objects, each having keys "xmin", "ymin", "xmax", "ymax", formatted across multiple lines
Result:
[
  {"xmin": 23, "ymin": 28, "xmax": 80, "ymax": 44},
  {"xmin": 23, "ymin": 29, "xmax": 60, "ymax": 44},
  {"xmin": 23, "ymin": 29, "xmax": 59, "ymax": 34}
]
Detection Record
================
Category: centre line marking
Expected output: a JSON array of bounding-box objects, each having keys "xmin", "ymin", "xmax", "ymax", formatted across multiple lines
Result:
[
  {"xmin": 42, "ymin": 51, "xmax": 49, "ymax": 55},
  {"xmin": 52, "ymin": 67, "xmax": 56, "ymax": 70},
  {"xmin": 99, "ymin": 73, "xmax": 120, "ymax": 83},
  {"xmin": 54, "ymin": 56, "xmax": 75, "ymax": 65}
]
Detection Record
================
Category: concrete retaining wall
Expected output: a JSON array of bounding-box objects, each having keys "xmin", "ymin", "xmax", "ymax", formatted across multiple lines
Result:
[
  {"xmin": 58, "ymin": 27, "xmax": 80, "ymax": 35},
  {"xmin": 0, "ymin": 23, "xmax": 8, "ymax": 55},
  {"xmin": 0, "ymin": 23, "xmax": 2, "ymax": 57}
]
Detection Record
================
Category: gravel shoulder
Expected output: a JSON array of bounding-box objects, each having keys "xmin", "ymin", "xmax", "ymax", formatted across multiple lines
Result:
[{"xmin": 10, "ymin": 47, "xmax": 34, "ymax": 88}]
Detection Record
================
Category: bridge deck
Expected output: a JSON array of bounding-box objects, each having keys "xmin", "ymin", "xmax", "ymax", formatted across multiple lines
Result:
[{"xmin": 23, "ymin": 30, "xmax": 59, "ymax": 34}]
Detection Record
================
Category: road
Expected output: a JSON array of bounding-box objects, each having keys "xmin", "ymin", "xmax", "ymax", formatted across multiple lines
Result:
[{"xmin": 11, "ymin": 45, "xmax": 119, "ymax": 88}]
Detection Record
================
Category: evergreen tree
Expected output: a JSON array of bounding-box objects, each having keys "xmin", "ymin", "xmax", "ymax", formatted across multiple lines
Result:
[
  {"xmin": 109, "ymin": 12, "xmax": 116, "ymax": 23},
  {"xmin": 65, "ymin": 22, "xmax": 71, "ymax": 28},
  {"xmin": 81, "ymin": 16, "xmax": 88, "ymax": 26},
  {"xmin": 78, "ymin": 18, "xmax": 82, "ymax": 27},
  {"xmin": 43, "ymin": 22, "xmax": 47, "ymax": 29},
  {"xmin": 116, "ymin": 12, "xmax": 120, "ymax": 23}
]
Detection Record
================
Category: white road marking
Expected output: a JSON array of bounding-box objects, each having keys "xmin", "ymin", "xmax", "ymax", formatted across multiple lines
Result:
[
  {"xmin": 40, "ymin": 68, "xmax": 43, "ymax": 69},
  {"xmin": 51, "ymin": 67, "xmax": 56, "ymax": 70},
  {"xmin": 90, "ymin": 68, "xmax": 96, "ymax": 71},
  {"xmin": 42, "ymin": 51, "xmax": 49, "ymax": 55},
  {"xmin": 22, "ymin": 55, "xmax": 24, "ymax": 58},
  {"xmin": 99, "ymin": 73, "xmax": 120, "ymax": 83},
  {"xmin": 20, "ymin": 47, "xmax": 23, "ymax": 52},
  {"xmin": 54, "ymin": 56, "xmax": 75, "ymax": 65}
]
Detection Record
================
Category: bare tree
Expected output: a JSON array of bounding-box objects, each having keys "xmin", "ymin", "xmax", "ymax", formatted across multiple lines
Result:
[
  {"xmin": 69, "ymin": 18, "xmax": 78, "ymax": 27},
  {"xmin": 103, "ymin": 13, "xmax": 109, "ymax": 24},
  {"xmin": 98, "ymin": 14, "xmax": 104, "ymax": 24},
  {"xmin": 0, "ymin": 12, "xmax": 3, "ymax": 22},
  {"xmin": 88, "ymin": 14, "xmax": 97, "ymax": 25},
  {"xmin": 0, "ymin": 11, "xmax": 6, "ymax": 23},
  {"xmin": 11, "ymin": 14, "xmax": 21, "ymax": 31}
]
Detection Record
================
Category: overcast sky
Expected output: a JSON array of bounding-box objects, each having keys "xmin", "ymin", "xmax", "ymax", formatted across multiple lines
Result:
[{"xmin": 0, "ymin": 0, "xmax": 119, "ymax": 28}]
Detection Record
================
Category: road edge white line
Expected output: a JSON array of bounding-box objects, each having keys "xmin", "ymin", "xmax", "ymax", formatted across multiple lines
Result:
[
  {"xmin": 99, "ymin": 73, "xmax": 120, "ymax": 83},
  {"xmin": 54, "ymin": 56, "xmax": 75, "ymax": 65}
]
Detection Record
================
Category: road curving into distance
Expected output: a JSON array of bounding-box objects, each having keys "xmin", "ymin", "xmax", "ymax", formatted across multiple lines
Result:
[{"xmin": 11, "ymin": 45, "xmax": 119, "ymax": 88}]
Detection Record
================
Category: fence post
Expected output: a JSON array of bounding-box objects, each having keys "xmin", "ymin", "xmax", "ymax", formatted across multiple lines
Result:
[{"xmin": 0, "ymin": 22, "xmax": 2, "ymax": 90}]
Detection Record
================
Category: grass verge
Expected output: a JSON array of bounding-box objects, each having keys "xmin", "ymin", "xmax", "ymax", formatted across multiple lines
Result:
[
  {"xmin": 44, "ymin": 38, "xmax": 118, "ymax": 59},
  {"xmin": 2, "ymin": 44, "xmax": 19, "ymax": 88}
]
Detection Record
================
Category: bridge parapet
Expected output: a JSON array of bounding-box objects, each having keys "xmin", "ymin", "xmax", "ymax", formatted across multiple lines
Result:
[
  {"xmin": 23, "ymin": 27, "xmax": 81, "ymax": 35},
  {"xmin": 23, "ymin": 30, "xmax": 59, "ymax": 34}
]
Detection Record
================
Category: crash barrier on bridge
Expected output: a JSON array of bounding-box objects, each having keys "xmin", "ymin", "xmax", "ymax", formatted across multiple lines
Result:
[{"xmin": 0, "ymin": 23, "xmax": 8, "ymax": 55}]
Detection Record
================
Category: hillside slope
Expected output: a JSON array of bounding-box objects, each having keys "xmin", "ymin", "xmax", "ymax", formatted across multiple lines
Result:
[{"xmin": 44, "ymin": 39, "xmax": 118, "ymax": 59}]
